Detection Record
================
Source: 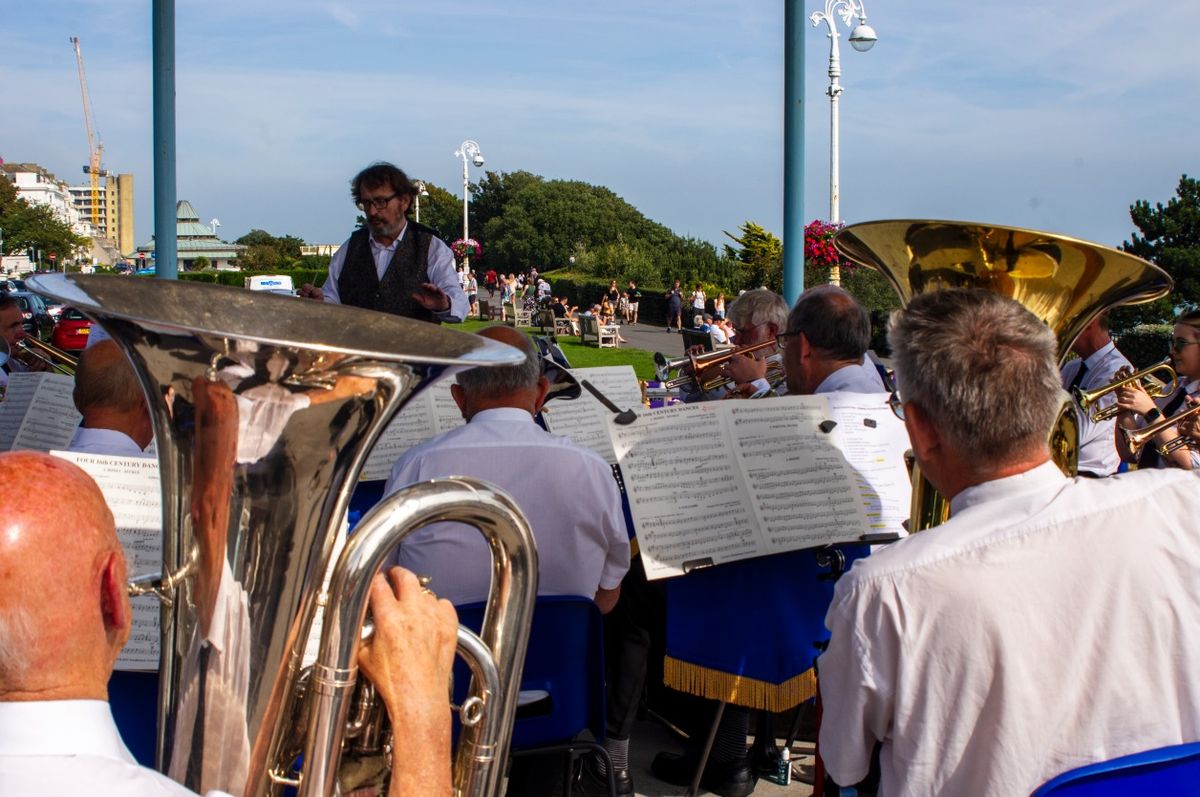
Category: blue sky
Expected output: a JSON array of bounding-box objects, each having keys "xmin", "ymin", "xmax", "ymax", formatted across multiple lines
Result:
[{"xmin": 3, "ymin": 1, "xmax": 1197, "ymax": 257}]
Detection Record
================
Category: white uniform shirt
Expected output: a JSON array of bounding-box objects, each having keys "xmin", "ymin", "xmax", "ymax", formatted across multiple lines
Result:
[
  {"xmin": 0, "ymin": 700, "xmax": 231, "ymax": 796},
  {"xmin": 68, "ymin": 426, "xmax": 149, "ymax": 457},
  {"xmin": 1060, "ymin": 340, "xmax": 1132, "ymax": 476},
  {"xmin": 819, "ymin": 462, "xmax": 1200, "ymax": 797},
  {"xmin": 815, "ymin": 356, "xmax": 887, "ymax": 394},
  {"xmin": 383, "ymin": 407, "xmax": 630, "ymax": 606},
  {"xmin": 321, "ymin": 222, "xmax": 468, "ymax": 322}
]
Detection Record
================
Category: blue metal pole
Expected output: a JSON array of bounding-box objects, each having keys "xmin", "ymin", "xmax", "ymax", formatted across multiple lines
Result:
[
  {"xmin": 782, "ymin": 0, "xmax": 806, "ymax": 305},
  {"xmin": 152, "ymin": 0, "xmax": 177, "ymax": 279}
]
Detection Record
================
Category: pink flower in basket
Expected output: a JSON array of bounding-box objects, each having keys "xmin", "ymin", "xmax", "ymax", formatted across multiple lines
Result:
[{"xmin": 451, "ymin": 238, "xmax": 482, "ymax": 260}]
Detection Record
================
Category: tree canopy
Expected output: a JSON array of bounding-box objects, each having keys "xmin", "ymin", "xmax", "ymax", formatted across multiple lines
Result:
[
  {"xmin": 1113, "ymin": 174, "xmax": 1200, "ymax": 330},
  {"xmin": 234, "ymin": 228, "xmax": 311, "ymax": 270},
  {"xmin": 0, "ymin": 177, "xmax": 90, "ymax": 263}
]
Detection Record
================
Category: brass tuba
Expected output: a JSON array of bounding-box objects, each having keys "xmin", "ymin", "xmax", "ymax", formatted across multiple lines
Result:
[
  {"xmin": 832, "ymin": 220, "xmax": 1173, "ymax": 530},
  {"xmin": 26, "ymin": 273, "xmax": 538, "ymax": 797}
]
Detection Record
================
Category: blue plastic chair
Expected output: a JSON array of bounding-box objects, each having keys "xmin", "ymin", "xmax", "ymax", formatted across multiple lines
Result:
[
  {"xmin": 456, "ymin": 595, "xmax": 615, "ymax": 797},
  {"xmin": 1032, "ymin": 741, "xmax": 1200, "ymax": 795}
]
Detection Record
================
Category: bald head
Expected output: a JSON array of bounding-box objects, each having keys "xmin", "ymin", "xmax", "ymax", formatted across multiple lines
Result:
[
  {"xmin": 0, "ymin": 452, "xmax": 130, "ymax": 700},
  {"xmin": 452, "ymin": 326, "xmax": 547, "ymax": 420}
]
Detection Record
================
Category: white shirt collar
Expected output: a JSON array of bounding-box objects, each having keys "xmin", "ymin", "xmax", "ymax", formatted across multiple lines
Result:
[
  {"xmin": 949, "ymin": 460, "xmax": 1068, "ymax": 516},
  {"xmin": 468, "ymin": 406, "xmax": 537, "ymax": 425},
  {"xmin": 369, "ymin": 221, "xmax": 408, "ymax": 253},
  {"xmin": 1081, "ymin": 340, "xmax": 1118, "ymax": 370},
  {"xmin": 0, "ymin": 700, "xmax": 134, "ymax": 762}
]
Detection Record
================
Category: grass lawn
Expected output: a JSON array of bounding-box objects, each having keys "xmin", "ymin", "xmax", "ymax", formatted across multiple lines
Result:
[{"xmin": 455, "ymin": 319, "xmax": 657, "ymax": 381}]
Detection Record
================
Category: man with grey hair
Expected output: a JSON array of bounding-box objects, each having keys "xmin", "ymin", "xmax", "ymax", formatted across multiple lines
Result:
[
  {"xmin": 818, "ymin": 289, "xmax": 1200, "ymax": 796},
  {"xmin": 382, "ymin": 325, "xmax": 629, "ymax": 610},
  {"xmin": 68, "ymin": 340, "xmax": 154, "ymax": 456}
]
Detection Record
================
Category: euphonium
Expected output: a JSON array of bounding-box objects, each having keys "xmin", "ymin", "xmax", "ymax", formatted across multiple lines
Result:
[
  {"xmin": 26, "ymin": 273, "xmax": 537, "ymax": 797},
  {"xmin": 1074, "ymin": 358, "xmax": 1177, "ymax": 422},
  {"xmin": 653, "ymin": 338, "xmax": 780, "ymax": 392},
  {"xmin": 833, "ymin": 220, "xmax": 1173, "ymax": 531},
  {"xmin": 1122, "ymin": 402, "xmax": 1200, "ymax": 457}
]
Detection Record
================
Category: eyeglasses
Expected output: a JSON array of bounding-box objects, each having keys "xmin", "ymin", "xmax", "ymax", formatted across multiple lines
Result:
[
  {"xmin": 887, "ymin": 391, "xmax": 906, "ymax": 421},
  {"xmin": 1172, "ymin": 337, "xmax": 1200, "ymax": 352},
  {"xmin": 776, "ymin": 330, "xmax": 802, "ymax": 349},
  {"xmin": 356, "ymin": 194, "xmax": 398, "ymax": 211}
]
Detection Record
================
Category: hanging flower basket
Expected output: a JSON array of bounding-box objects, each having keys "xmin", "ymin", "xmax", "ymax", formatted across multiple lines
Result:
[
  {"xmin": 804, "ymin": 220, "xmax": 857, "ymax": 276},
  {"xmin": 451, "ymin": 238, "xmax": 482, "ymax": 261}
]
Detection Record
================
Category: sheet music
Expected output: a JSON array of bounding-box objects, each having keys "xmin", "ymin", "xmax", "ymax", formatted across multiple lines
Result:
[
  {"xmin": 612, "ymin": 394, "xmax": 911, "ymax": 580},
  {"xmin": 360, "ymin": 380, "xmax": 463, "ymax": 481},
  {"xmin": 542, "ymin": 366, "xmax": 642, "ymax": 464},
  {"xmin": 612, "ymin": 402, "xmax": 761, "ymax": 578},
  {"xmin": 0, "ymin": 372, "xmax": 80, "ymax": 452},
  {"xmin": 53, "ymin": 451, "xmax": 163, "ymax": 671},
  {"xmin": 729, "ymin": 396, "xmax": 871, "ymax": 549},
  {"xmin": 828, "ymin": 393, "xmax": 913, "ymax": 538}
]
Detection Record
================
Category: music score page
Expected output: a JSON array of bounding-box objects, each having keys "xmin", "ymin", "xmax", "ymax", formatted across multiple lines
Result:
[
  {"xmin": 611, "ymin": 393, "xmax": 910, "ymax": 579},
  {"xmin": 541, "ymin": 365, "xmax": 643, "ymax": 464},
  {"xmin": 0, "ymin": 372, "xmax": 81, "ymax": 452},
  {"xmin": 52, "ymin": 450, "xmax": 163, "ymax": 671}
]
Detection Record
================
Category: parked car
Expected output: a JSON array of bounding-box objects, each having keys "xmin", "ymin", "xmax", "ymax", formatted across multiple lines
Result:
[
  {"xmin": 51, "ymin": 307, "xmax": 95, "ymax": 351},
  {"xmin": 9, "ymin": 291, "xmax": 54, "ymax": 340},
  {"xmin": 45, "ymin": 300, "xmax": 64, "ymax": 320}
]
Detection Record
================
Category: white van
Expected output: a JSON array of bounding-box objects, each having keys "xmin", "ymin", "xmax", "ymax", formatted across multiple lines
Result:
[{"xmin": 244, "ymin": 274, "xmax": 296, "ymax": 296}]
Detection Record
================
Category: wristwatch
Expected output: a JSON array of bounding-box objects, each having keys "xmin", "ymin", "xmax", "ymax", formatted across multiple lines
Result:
[{"xmin": 1143, "ymin": 407, "xmax": 1162, "ymax": 423}]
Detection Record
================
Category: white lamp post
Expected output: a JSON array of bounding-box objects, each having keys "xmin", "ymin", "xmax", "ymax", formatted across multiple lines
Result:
[
  {"xmin": 413, "ymin": 180, "xmax": 430, "ymax": 224},
  {"xmin": 811, "ymin": 0, "xmax": 876, "ymax": 285},
  {"xmin": 454, "ymin": 140, "xmax": 485, "ymax": 266}
]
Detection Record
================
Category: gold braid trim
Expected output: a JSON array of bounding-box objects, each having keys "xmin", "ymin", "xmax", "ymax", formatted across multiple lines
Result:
[{"xmin": 663, "ymin": 656, "xmax": 817, "ymax": 712}]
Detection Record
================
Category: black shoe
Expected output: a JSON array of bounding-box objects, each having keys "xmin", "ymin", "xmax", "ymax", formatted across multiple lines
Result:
[
  {"xmin": 651, "ymin": 750, "xmax": 757, "ymax": 797},
  {"xmin": 574, "ymin": 751, "xmax": 634, "ymax": 797}
]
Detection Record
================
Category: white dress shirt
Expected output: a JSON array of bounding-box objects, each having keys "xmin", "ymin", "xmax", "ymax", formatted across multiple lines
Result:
[
  {"xmin": 1061, "ymin": 340, "xmax": 1132, "ymax": 476},
  {"xmin": 0, "ymin": 700, "xmax": 231, "ymax": 796},
  {"xmin": 383, "ymin": 407, "xmax": 631, "ymax": 606},
  {"xmin": 815, "ymin": 355, "xmax": 887, "ymax": 394},
  {"xmin": 819, "ymin": 462, "xmax": 1200, "ymax": 797},
  {"xmin": 68, "ymin": 426, "xmax": 149, "ymax": 457},
  {"xmin": 321, "ymin": 222, "xmax": 468, "ymax": 321}
]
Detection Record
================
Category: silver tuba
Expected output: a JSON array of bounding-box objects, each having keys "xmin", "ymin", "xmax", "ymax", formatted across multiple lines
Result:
[{"xmin": 27, "ymin": 273, "xmax": 539, "ymax": 797}]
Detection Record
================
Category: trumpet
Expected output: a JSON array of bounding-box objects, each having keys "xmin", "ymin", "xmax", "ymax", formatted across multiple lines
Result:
[
  {"xmin": 653, "ymin": 339, "xmax": 780, "ymax": 393},
  {"xmin": 1074, "ymin": 358, "xmax": 1177, "ymax": 422},
  {"xmin": 1122, "ymin": 402, "xmax": 1200, "ymax": 458},
  {"xmin": 17, "ymin": 336, "xmax": 78, "ymax": 375}
]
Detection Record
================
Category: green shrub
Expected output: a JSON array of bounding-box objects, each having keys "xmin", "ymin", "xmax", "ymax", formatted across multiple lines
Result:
[{"xmin": 1115, "ymin": 325, "xmax": 1171, "ymax": 369}]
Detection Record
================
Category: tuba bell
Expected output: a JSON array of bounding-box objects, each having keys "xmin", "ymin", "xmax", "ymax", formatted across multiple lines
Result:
[
  {"xmin": 27, "ymin": 273, "xmax": 538, "ymax": 797},
  {"xmin": 833, "ymin": 220, "xmax": 1173, "ymax": 531}
]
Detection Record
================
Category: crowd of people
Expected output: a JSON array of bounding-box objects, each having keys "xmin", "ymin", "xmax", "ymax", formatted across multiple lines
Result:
[{"xmin": 4, "ymin": 159, "xmax": 1200, "ymax": 797}]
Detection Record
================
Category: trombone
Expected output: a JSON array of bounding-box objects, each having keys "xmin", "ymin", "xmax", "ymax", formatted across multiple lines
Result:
[
  {"xmin": 1121, "ymin": 402, "xmax": 1200, "ymax": 457},
  {"xmin": 1074, "ymin": 358, "xmax": 1177, "ymax": 422},
  {"xmin": 17, "ymin": 336, "xmax": 77, "ymax": 376},
  {"xmin": 653, "ymin": 338, "xmax": 780, "ymax": 393}
]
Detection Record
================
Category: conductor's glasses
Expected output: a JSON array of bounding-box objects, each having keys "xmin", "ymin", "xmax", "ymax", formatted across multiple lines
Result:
[{"xmin": 357, "ymin": 194, "xmax": 398, "ymax": 211}]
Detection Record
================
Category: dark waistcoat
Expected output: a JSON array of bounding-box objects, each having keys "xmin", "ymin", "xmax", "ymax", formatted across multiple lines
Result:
[{"xmin": 338, "ymin": 223, "xmax": 439, "ymax": 323}]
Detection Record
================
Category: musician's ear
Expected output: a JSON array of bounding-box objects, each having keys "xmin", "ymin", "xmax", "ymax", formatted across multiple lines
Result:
[
  {"xmin": 99, "ymin": 551, "xmax": 131, "ymax": 643},
  {"xmin": 903, "ymin": 400, "xmax": 941, "ymax": 467},
  {"xmin": 533, "ymin": 375, "xmax": 551, "ymax": 413},
  {"xmin": 450, "ymin": 383, "xmax": 469, "ymax": 419}
]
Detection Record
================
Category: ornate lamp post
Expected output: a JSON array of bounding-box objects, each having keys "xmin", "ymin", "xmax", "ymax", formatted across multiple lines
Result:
[
  {"xmin": 811, "ymin": 0, "xmax": 876, "ymax": 285},
  {"xmin": 454, "ymin": 140, "xmax": 485, "ymax": 267},
  {"xmin": 413, "ymin": 180, "xmax": 430, "ymax": 224}
]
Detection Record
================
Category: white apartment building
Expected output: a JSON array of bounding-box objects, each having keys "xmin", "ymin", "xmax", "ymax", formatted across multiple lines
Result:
[{"xmin": 3, "ymin": 163, "xmax": 91, "ymax": 236}]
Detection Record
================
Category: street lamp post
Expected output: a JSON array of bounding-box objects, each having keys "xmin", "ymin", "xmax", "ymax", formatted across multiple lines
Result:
[
  {"xmin": 811, "ymin": 0, "xmax": 876, "ymax": 285},
  {"xmin": 413, "ymin": 180, "xmax": 429, "ymax": 223},
  {"xmin": 454, "ymin": 140, "xmax": 485, "ymax": 268}
]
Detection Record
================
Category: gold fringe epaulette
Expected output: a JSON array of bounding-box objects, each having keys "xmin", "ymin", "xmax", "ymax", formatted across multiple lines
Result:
[{"xmin": 663, "ymin": 656, "xmax": 816, "ymax": 712}]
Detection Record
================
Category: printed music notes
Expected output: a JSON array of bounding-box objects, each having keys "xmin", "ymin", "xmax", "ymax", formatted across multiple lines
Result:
[
  {"xmin": 0, "ymin": 372, "xmax": 81, "ymax": 452},
  {"xmin": 542, "ymin": 365, "xmax": 642, "ymax": 463},
  {"xmin": 613, "ymin": 393, "xmax": 910, "ymax": 579},
  {"xmin": 53, "ymin": 451, "xmax": 163, "ymax": 671},
  {"xmin": 360, "ymin": 379, "xmax": 464, "ymax": 480}
]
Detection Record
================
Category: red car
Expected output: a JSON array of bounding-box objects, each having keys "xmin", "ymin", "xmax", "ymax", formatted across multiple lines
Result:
[{"xmin": 51, "ymin": 307, "xmax": 95, "ymax": 351}]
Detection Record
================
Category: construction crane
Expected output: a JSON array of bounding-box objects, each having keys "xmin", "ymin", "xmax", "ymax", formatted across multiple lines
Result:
[{"xmin": 70, "ymin": 36, "xmax": 108, "ymax": 231}]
